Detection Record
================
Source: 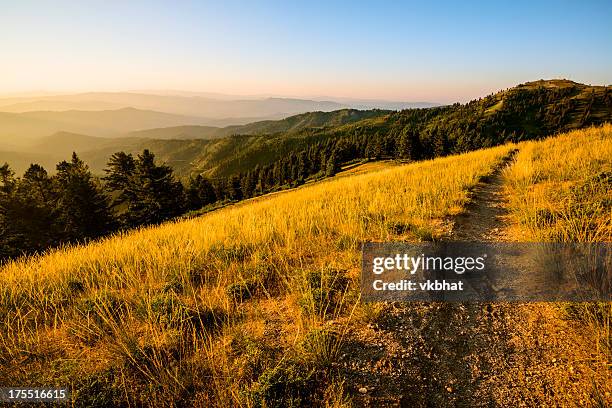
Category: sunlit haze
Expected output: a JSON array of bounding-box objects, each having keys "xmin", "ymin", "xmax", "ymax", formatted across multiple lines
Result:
[{"xmin": 1, "ymin": 1, "xmax": 611, "ymax": 103}]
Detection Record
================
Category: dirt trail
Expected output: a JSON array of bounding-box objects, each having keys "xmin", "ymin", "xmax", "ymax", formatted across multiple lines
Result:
[
  {"xmin": 340, "ymin": 152, "xmax": 610, "ymax": 407},
  {"xmin": 450, "ymin": 152, "xmax": 516, "ymax": 242}
]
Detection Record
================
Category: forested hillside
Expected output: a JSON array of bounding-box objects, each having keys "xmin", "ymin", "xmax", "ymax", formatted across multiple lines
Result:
[
  {"xmin": 197, "ymin": 79, "xmax": 612, "ymax": 180},
  {"xmin": 1, "ymin": 80, "xmax": 611, "ymax": 260},
  {"xmin": 134, "ymin": 79, "xmax": 612, "ymax": 178},
  {"xmin": 128, "ymin": 108, "xmax": 391, "ymax": 140}
]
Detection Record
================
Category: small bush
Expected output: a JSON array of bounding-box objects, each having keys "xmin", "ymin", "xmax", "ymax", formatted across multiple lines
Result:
[{"xmin": 301, "ymin": 328, "xmax": 341, "ymax": 368}]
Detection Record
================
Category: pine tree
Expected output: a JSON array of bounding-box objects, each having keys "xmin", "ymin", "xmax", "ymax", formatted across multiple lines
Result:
[
  {"xmin": 0, "ymin": 164, "xmax": 19, "ymax": 259},
  {"xmin": 187, "ymin": 174, "xmax": 217, "ymax": 210},
  {"xmin": 0, "ymin": 163, "xmax": 15, "ymax": 195},
  {"xmin": 132, "ymin": 149, "xmax": 185, "ymax": 225},
  {"xmin": 228, "ymin": 175, "xmax": 243, "ymax": 200},
  {"xmin": 104, "ymin": 149, "xmax": 185, "ymax": 226},
  {"xmin": 103, "ymin": 152, "xmax": 137, "ymax": 211},
  {"xmin": 55, "ymin": 152, "xmax": 113, "ymax": 240},
  {"xmin": 325, "ymin": 149, "xmax": 341, "ymax": 177},
  {"xmin": 241, "ymin": 171, "xmax": 256, "ymax": 198},
  {"xmin": 397, "ymin": 128, "xmax": 413, "ymax": 159},
  {"xmin": 7, "ymin": 164, "xmax": 58, "ymax": 254}
]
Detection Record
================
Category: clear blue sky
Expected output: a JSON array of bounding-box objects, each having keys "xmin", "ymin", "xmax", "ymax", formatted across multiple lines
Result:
[{"xmin": 1, "ymin": 0, "xmax": 611, "ymax": 102}]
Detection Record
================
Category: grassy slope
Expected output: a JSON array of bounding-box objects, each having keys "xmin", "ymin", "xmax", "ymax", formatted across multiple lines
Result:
[
  {"xmin": 503, "ymin": 124, "xmax": 611, "ymax": 369},
  {"xmin": 0, "ymin": 143, "xmax": 513, "ymax": 406},
  {"xmin": 0, "ymin": 125, "xmax": 609, "ymax": 406},
  {"xmin": 504, "ymin": 124, "xmax": 612, "ymax": 242}
]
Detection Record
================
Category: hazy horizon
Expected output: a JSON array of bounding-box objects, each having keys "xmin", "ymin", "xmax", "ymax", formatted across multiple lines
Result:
[
  {"xmin": 1, "ymin": 79, "xmax": 610, "ymax": 106},
  {"xmin": 0, "ymin": 88, "xmax": 441, "ymax": 104},
  {"xmin": 2, "ymin": 1, "xmax": 611, "ymax": 104}
]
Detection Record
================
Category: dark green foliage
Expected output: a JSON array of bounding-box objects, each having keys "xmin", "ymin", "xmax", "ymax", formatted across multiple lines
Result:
[
  {"xmin": 325, "ymin": 149, "xmax": 341, "ymax": 177},
  {"xmin": 0, "ymin": 149, "xmax": 185, "ymax": 260},
  {"xmin": 186, "ymin": 174, "xmax": 216, "ymax": 210},
  {"xmin": 0, "ymin": 155, "xmax": 112, "ymax": 258},
  {"xmin": 203, "ymin": 80, "xmax": 612, "ymax": 179},
  {"xmin": 104, "ymin": 149, "xmax": 185, "ymax": 227},
  {"xmin": 55, "ymin": 153, "xmax": 113, "ymax": 241},
  {"xmin": 0, "ymin": 163, "xmax": 58, "ymax": 257}
]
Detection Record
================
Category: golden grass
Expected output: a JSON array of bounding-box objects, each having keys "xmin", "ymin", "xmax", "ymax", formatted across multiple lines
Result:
[
  {"xmin": 503, "ymin": 124, "xmax": 612, "ymax": 371},
  {"xmin": 503, "ymin": 124, "xmax": 612, "ymax": 242},
  {"xmin": 0, "ymin": 144, "xmax": 513, "ymax": 406}
]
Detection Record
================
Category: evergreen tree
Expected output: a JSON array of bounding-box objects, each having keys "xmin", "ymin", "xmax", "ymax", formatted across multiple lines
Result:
[
  {"xmin": 103, "ymin": 152, "xmax": 137, "ymax": 211},
  {"xmin": 397, "ymin": 128, "xmax": 413, "ymax": 159},
  {"xmin": 228, "ymin": 175, "xmax": 243, "ymax": 200},
  {"xmin": 0, "ymin": 163, "xmax": 19, "ymax": 258},
  {"xmin": 240, "ymin": 170, "xmax": 256, "ymax": 198},
  {"xmin": 325, "ymin": 149, "xmax": 341, "ymax": 177},
  {"xmin": 0, "ymin": 163, "xmax": 13, "ymax": 193},
  {"xmin": 104, "ymin": 149, "xmax": 185, "ymax": 226},
  {"xmin": 186, "ymin": 174, "xmax": 217, "ymax": 210},
  {"xmin": 133, "ymin": 149, "xmax": 185, "ymax": 225},
  {"xmin": 4, "ymin": 164, "xmax": 57, "ymax": 255},
  {"xmin": 55, "ymin": 152, "xmax": 113, "ymax": 240}
]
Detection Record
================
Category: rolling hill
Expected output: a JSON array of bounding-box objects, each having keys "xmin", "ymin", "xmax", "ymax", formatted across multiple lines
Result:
[
  {"xmin": 0, "ymin": 108, "xmax": 213, "ymax": 140},
  {"xmin": 125, "ymin": 109, "xmax": 391, "ymax": 139},
  {"xmin": 0, "ymin": 109, "xmax": 392, "ymax": 175},
  {"xmin": 1, "ymin": 79, "xmax": 611, "ymax": 179}
]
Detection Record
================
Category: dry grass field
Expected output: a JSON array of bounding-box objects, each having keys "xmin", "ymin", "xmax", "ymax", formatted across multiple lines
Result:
[
  {"xmin": 0, "ymin": 144, "xmax": 513, "ymax": 406},
  {"xmin": 1, "ymin": 125, "xmax": 610, "ymax": 406},
  {"xmin": 504, "ymin": 124, "xmax": 612, "ymax": 243}
]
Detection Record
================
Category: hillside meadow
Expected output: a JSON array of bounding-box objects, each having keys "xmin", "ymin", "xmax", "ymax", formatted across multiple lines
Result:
[
  {"xmin": 0, "ymin": 125, "xmax": 610, "ymax": 406},
  {"xmin": 0, "ymin": 143, "xmax": 514, "ymax": 406}
]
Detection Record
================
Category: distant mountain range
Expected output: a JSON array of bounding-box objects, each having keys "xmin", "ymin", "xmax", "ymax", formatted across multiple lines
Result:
[
  {"xmin": 1, "ymin": 79, "xmax": 610, "ymax": 178},
  {"xmin": 0, "ymin": 108, "xmax": 212, "ymax": 146},
  {"xmin": 0, "ymin": 109, "xmax": 391, "ymax": 174},
  {"xmin": 0, "ymin": 91, "xmax": 437, "ymax": 127}
]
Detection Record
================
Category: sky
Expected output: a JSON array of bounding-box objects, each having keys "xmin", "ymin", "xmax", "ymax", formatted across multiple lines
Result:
[{"xmin": 1, "ymin": 0, "xmax": 611, "ymax": 103}]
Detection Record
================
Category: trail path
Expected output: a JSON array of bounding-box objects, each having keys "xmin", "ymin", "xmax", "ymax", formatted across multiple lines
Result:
[{"xmin": 340, "ymin": 152, "xmax": 610, "ymax": 406}]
